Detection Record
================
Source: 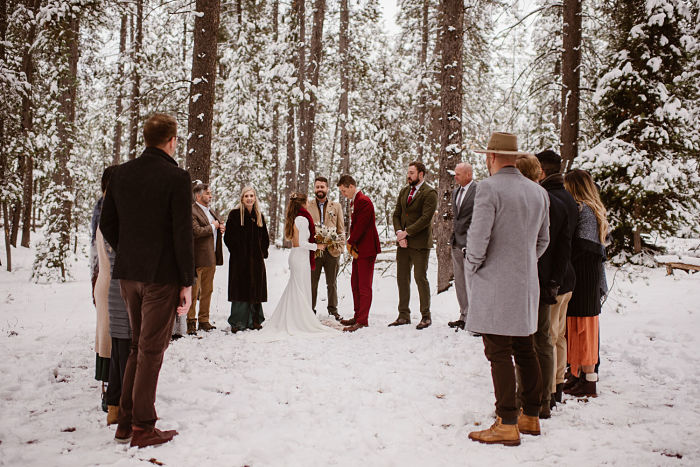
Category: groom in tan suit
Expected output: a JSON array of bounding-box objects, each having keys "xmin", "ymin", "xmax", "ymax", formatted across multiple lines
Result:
[
  {"xmin": 187, "ymin": 182, "xmax": 224, "ymax": 335},
  {"xmin": 308, "ymin": 176, "xmax": 345, "ymax": 321}
]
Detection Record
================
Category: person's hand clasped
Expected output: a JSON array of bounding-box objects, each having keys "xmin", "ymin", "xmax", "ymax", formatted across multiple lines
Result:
[{"xmin": 317, "ymin": 243, "xmax": 327, "ymax": 250}]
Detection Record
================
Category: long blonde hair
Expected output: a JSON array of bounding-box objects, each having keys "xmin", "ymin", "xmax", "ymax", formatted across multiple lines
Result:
[
  {"xmin": 564, "ymin": 169, "xmax": 609, "ymax": 244},
  {"xmin": 238, "ymin": 186, "xmax": 263, "ymax": 227}
]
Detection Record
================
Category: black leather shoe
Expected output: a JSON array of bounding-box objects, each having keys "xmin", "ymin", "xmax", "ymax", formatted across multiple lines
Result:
[
  {"xmin": 448, "ymin": 319, "xmax": 465, "ymax": 329},
  {"xmin": 388, "ymin": 318, "xmax": 411, "ymax": 327},
  {"xmin": 416, "ymin": 318, "xmax": 432, "ymax": 330}
]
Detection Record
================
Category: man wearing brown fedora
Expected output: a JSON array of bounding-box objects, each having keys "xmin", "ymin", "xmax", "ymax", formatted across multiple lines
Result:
[{"xmin": 465, "ymin": 132, "xmax": 550, "ymax": 446}]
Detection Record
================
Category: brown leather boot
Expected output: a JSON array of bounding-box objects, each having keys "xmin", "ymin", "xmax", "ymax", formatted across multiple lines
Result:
[
  {"xmin": 186, "ymin": 321, "xmax": 197, "ymax": 335},
  {"xmin": 114, "ymin": 423, "xmax": 132, "ymax": 444},
  {"xmin": 107, "ymin": 405, "xmax": 119, "ymax": 425},
  {"xmin": 518, "ymin": 412, "xmax": 541, "ymax": 435},
  {"xmin": 468, "ymin": 417, "xmax": 520, "ymax": 446},
  {"xmin": 130, "ymin": 426, "xmax": 178, "ymax": 448}
]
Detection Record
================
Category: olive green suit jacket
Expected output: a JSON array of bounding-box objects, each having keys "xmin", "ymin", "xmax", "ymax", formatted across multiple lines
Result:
[{"xmin": 392, "ymin": 182, "xmax": 438, "ymax": 249}]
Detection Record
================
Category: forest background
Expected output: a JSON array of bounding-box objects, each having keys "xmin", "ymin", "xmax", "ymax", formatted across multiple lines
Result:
[{"xmin": 0, "ymin": 0, "xmax": 698, "ymax": 290}]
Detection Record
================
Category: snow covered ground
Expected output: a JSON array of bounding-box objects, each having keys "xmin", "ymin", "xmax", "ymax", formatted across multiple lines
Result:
[{"xmin": 1, "ymin": 242, "xmax": 700, "ymax": 466}]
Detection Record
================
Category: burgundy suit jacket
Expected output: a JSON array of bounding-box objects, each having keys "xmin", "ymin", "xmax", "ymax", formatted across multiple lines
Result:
[{"xmin": 348, "ymin": 191, "xmax": 381, "ymax": 258}]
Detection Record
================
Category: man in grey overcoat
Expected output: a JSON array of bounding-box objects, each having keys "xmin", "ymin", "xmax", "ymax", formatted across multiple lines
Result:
[
  {"xmin": 465, "ymin": 132, "xmax": 550, "ymax": 447},
  {"xmin": 448, "ymin": 162, "xmax": 477, "ymax": 331}
]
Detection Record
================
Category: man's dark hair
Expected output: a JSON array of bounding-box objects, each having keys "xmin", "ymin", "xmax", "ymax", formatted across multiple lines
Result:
[
  {"xmin": 315, "ymin": 176, "xmax": 329, "ymax": 186},
  {"xmin": 101, "ymin": 165, "xmax": 117, "ymax": 193},
  {"xmin": 535, "ymin": 150, "xmax": 562, "ymax": 176},
  {"xmin": 143, "ymin": 113, "xmax": 177, "ymax": 147},
  {"xmin": 409, "ymin": 161, "xmax": 427, "ymax": 176},
  {"xmin": 193, "ymin": 182, "xmax": 209, "ymax": 197},
  {"xmin": 336, "ymin": 175, "xmax": 357, "ymax": 187}
]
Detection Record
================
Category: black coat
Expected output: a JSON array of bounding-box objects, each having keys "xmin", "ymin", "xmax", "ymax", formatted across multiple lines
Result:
[
  {"xmin": 224, "ymin": 207, "xmax": 269, "ymax": 303},
  {"xmin": 542, "ymin": 174, "xmax": 579, "ymax": 294},
  {"xmin": 537, "ymin": 193, "xmax": 570, "ymax": 304},
  {"xmin": 100, "ymin": 147, "xmax": 194, "ymax": 287}
]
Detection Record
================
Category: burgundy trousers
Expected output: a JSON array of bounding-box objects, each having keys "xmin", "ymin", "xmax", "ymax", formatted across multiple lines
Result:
[
  {"xmin": 351, "ymin": 256, "xmax": 376, "ymax": 326},
  {"xmin": 118, "ymin": 280, "xmax": 179, "ymax": 429}
]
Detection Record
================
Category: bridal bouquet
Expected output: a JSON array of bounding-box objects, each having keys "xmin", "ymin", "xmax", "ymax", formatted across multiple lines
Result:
[{"xmin": 314, "ymin": 225, "xmax": 343, "ymax": 257}]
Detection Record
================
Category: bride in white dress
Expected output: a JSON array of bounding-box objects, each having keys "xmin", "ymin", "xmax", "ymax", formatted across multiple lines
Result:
[{"xmin": 257, "ymin": 193, "xmax": 337, "ymax": 338}]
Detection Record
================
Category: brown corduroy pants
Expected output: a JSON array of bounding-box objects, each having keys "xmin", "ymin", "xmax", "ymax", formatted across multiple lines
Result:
[{"xmin": 118, "ymin": 280, "xmax": 179, "ymax": 429}]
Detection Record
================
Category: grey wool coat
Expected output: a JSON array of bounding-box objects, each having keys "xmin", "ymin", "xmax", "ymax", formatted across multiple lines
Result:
[{"xmin": 465, "ymin": 166, "xmax": 550, "ymax": 336}]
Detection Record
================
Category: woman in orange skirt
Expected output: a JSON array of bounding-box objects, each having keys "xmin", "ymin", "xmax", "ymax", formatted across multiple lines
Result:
[{"xmin": 563, "ymin": 169, "xmax": 609, "ymax": 397}]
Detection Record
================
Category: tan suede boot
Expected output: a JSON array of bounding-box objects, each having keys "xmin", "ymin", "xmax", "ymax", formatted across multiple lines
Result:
[
  {"xmin": 468, "ymin": 417, "xmax": 521, "ymax": 446},
  {"xmin": 107, "ymin": 405, "xmax": 119, "ymax": 425},
  {"xmin": 517, "ymin": 411, "xmax": 541, "ymax": 435}
]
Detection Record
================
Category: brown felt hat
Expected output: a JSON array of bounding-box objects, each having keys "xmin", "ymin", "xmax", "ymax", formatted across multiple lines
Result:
[{"xmin": 474, "ymin": 132, "xmax": 531, "ymax": 156}]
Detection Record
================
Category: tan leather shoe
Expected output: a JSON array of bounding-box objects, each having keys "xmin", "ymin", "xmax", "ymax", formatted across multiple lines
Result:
[
  {"xmin": 518, "ymin": 412, "xmax": 541, "ymax": 435},
  {"xmin": 130, "ymin": 426, "xmax": 178, "ymax": 448},
  {"xmin": 468, "ymin": 417, "xmax": 520, "ymax": 446},
  {"xmin": 343, "ymin": 323, "xmax": 367, "ymax": 333},
  {"xmin": 340, "ymin": 317, "xmax": 356, "ymax": 326},
  {"xmin": 107, "ymin": 405, "xmax": 119, "ymax": 425}
]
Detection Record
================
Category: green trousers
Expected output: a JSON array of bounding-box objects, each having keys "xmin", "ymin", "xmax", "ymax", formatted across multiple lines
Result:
[
  {"xmin": 228, "ymin": 301, "xmax": 265, "ymax": 330},
  {"xmin": 396, "ymin": 247, "xmax": 431, "ymax": 320},
  {"xmin": 311, "ymin": 252, "xmax": 340, "ymax": 314}
]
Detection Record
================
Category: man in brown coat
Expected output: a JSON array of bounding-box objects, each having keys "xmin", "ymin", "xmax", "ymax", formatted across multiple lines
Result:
[
  {"xmin": 308, "ymin": 176, "xmax": 345, "ymax": 321},
  {"xmin": 187, "ymin": 182, "xmax": 225, "ymax": 335}
]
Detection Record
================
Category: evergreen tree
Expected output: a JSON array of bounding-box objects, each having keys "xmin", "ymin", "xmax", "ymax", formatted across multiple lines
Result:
[{"xmin": 580, "ymin": 0, "xmax": 700, "ymax": 256}]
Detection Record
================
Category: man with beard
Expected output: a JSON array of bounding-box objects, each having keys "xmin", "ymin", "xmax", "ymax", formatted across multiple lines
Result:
[
  {"xmin": 390, "ymin": 161, "xmax": 438, "ymax": 330},
  {"xmin": 308, "ymin": 176, "xmax": 345, "ymax": 321}
]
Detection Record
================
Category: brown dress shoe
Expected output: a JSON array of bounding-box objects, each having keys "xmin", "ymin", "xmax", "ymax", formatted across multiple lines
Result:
[
  {"xmin": 565, "ymin": 379, "xmax": 597, "ymax": 397},
  {"xmin": 448, "ymin": 319, "xmax": 465, "ymax": 329},
  {"xmin": 198, "ymin": 322, "xmax": 216, "ymax": 332},
  {"xmin": 114, "ymin": 423, "xmax": 133, "ymax": 444},
  {"xmin": 388, "ymin": 318, "xmax": 411, "ymax": 327},
  {"xmin": 330, "ymin": 311, "xmax": 342, "ymax": 322},
  {"xmin": 518, "ymin": 411, "xmax": 541, "ymax": 435},
  {"xmin": 250, "ymin": 322, "xmax": 263, "ymax": 330},
  {"xmin": 468, "ymin": 417, "xmax": 520, "ymax": 446},
  {"xmin": 416, "ymin": 318, "xmax": 432, "ymax": 330},
  {"xmin": 186, "ymin": 321, "xmax": 197, "ymax": 335},
  {"xmin": 340, "ymin": 317, "xmax": 356, "ymax": 326},
  {"xmin": 343, "ymin": 323, "xmax": 367, "ymax": 332},
  {"xmin": 130, "ymin": 427, "xmax": 178, "ymax": 448}
]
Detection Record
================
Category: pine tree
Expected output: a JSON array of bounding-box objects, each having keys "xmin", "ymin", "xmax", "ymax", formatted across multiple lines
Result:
[{"xmin": 580, "ymin": 0, "xmax": 700, "ymax": 256}]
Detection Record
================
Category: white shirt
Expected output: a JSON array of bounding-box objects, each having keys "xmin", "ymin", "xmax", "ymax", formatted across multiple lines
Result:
[
  {"xmin": 408, "ymin": 180, "xmax": 424, "ymax": 202},
  {"xmin": 196, "ymin": 202, "xmax": 217, "ymax": 241},
  {"xmin": 456, "ymin": 180, "xmax": 473, "ymax": 209}
]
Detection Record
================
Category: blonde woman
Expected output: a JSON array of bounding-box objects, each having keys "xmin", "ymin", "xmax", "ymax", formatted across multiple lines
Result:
[
  {"xmin": 224, "ymin": 186, "xmax": 269, "ymax": 332},
  {"xmin": 563, "ymin": 169, "xmax": 609, "ymax": 397}
]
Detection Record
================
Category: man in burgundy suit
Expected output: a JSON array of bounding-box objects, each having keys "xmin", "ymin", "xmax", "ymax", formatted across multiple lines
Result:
[{"xmin": 337, "ymin": 175, "xmax": 381, "ymax": 332}]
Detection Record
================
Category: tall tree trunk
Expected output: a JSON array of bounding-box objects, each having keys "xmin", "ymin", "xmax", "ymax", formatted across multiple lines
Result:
[
  {"xmin": 127, "ymin": 1, "xmax": 142, "ymax": 159},
  {"xmin": 283, "ymin": 101, "xmax": 297, "ymax": 248},
  {"xmin": 294, "ymin": 0, "xmax": 309, "ymax": 193},
  {"xmin": 186, "ymin": 0, "xmax": 221, "ymax": 184},
  {"xmin": 46, "ymin": 10, "xmax": 79, "ymax": 280},
  {"xmin": 338, "ymin": 0, "xmax": 349, "ymax": 177},
  {"xmin": 436, "ymin": 0, "xmax": 463, "ymax": 294},
  {"xmin": 269, "ymin": 0, "xmax": 280, "ymax": 243},
  {"xmin": 20, "ymin": 0, "xmax": 41, "ymax": 248},
  {"xmin": 0, "ymin": 0, "xmax": 8, "ymax": 268},
  {"xmin": 561, "ymin": 0, "xmax": 581, "ymax": 171},
  {"xmin": 2, "ymin": 202, "xmax": 10, "ymax": 271},
  {"xmin": 301, "ymin": 0, "xmax": 325, "ymax": 190},
  {"xmin": 112, "ymin": 14, "xmax": 127, "ymax": 165},
  {"xmin": 417, "ymin": 0, "xmax": 428, "ymax": 162}
]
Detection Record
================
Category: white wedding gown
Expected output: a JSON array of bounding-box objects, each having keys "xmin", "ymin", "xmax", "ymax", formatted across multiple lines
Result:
[{"xmin": 255, "ymin": 216, "xmax": 337, "ymax": 339}]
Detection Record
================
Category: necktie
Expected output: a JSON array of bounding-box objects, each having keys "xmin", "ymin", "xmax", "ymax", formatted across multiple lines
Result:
[
  {"xmin": 407, "ymin": 186, "xmax": 417, "ymax": 205},
  {"xmin": 456, "ymin": 186, "xmax": 465, "ymax": 209}
]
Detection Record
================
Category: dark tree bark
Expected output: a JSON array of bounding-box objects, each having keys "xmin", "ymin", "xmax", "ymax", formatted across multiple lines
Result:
[
  {"xmin": 19, "ymin": 0, "xmax": 41, "ymax": 248},
  {"xmin": 112, "ymin": 14, "xmax": 127, "ymax": 165},
  {"xmin": 294, "ymin": 0, "xmax": 309, "ymax": 193},
  {"xmin": 338, "ymin": 0, "xmax": 349, "ymax": 177},
  {"xmin": 127, "ymin": 0, "xmax": 142, "ymax": 160},
  {"xmin": 436, "ymin": 0, "xmax": 463, "ymax": 293},
  {"xmin": 561, "ymin": 0, "xmax": 581, "ymax": 171},
  {"xmin": 417, "ymin": 0, "xmax": 428, "ymax": 162},
  {"xmin": 300, "ymin": 0, "xmax": 326, "ymax": 192},
  {"xmin": 269, "ymin": 0, "xmax": 280, "ymax": 242},
  {"xmin": 0, "ymin": 0, "xmax": 8, "ymax": 268},
  {"xmin": 186, "ymin": 0, "xmax": 221, "ymax": 184}
]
